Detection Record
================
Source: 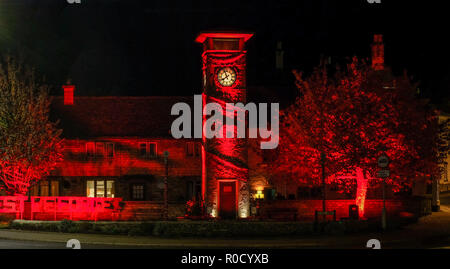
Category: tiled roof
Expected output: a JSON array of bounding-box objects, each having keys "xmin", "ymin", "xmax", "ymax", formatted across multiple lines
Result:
[{"xmin": 50, "ymin": 96, "xmax": 193, "ymax": 138}]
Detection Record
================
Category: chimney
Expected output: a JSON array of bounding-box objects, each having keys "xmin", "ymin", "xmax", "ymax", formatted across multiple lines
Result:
[
  {"xmin": 371, "ymin": 34, "xmax": 384, "ymax": 71},
  {"xmin": 275, "ymin": 41, "xmax": 284, "ymax": 70},
  {"xmin": 63, "ymin": 84, "xmax": 75, "ymax": 105}
]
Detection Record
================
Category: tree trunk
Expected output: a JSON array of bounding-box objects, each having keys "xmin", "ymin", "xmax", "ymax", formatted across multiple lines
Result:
[{"xmin": 355, "ymin": 167, "xmax": 368, "ymax": 218}]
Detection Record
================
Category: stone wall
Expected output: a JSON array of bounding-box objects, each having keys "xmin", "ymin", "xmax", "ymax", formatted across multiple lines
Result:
[{"xmin": 117, "ymin": 201, "xmax": 185, "ymax": 221}]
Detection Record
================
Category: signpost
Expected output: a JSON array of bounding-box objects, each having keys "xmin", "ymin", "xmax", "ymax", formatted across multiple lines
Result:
[
  {"xmin": 377, "ymin": 169, "xmax": 390, "ymax": 178},
  {"xmin": 313, "ymin": 152, "xmax": 336, "ymax": 224},
  {"xmin": 163, "ymin": 151, "xmax": 169, "ymax": 220},
  {"xmin": 377, "ymin": 154, "xmax": 389, "ymax": 231},
  {"xmin": 377, "ymin": 154, "xmax": 389, "ymax": 168}
]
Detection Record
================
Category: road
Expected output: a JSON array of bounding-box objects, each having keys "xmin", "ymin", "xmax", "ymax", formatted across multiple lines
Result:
[
  {"xmin": 0, "ymin": 239, "xmax": 74, "ymax": 249},
  {"xmin": 0, "ymin": 239, "xmax": 137, "ymax": 249}
]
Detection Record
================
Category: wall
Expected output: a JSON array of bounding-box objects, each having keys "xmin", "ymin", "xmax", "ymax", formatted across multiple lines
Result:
[
  {"xmin": 23, "ymin": 201, "xmax": 186, "ymax": 221},
  {"xmin": 117, "ymin": 201, "xmax": 185, "ymax": 221},
  {"xmin": 43, "ymin": 138, "xmax": 202, "ymax": 201},
  {"xmin": 52, "ymin": 138, "xmax": 201, "ymax": 178},
  {"xmin": 258, "ymin": 198, "xmax": 431, "ymax": 221}
]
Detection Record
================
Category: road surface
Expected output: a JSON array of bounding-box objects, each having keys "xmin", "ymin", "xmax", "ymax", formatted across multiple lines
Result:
[{"xmin": 0, "ymin": 239, "xmax": 137, "ymax": 249}]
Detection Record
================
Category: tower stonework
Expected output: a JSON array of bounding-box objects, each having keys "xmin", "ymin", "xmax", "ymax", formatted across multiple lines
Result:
[
  {"xmin": 196, "ymin": 32, "xmax": 253, "ymax": 219},
  {"xmin": 371, "ymin": 34, "xmax": 385, "ymax": 71}
]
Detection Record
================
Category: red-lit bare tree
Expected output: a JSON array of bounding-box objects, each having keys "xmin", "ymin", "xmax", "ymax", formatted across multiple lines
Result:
[
  {"xmin": 0, "ymin": 56, "xmax": 62, "ymax": 195},
  {"xmin": 272, "ymin": 57, "xmax": 440, "ymax": 217}
]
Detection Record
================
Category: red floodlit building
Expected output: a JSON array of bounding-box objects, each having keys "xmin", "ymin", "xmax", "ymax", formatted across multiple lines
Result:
[
  {"xmin": 22, "ymin": 32, "xmax": 261, "ymax": 221},
  {"xmin": 0, "ymin": 32, "xmax": 432, "ymax": 221}
]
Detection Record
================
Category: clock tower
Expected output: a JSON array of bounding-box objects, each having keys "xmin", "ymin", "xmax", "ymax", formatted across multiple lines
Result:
[{"xmin": 195, "ymin": 32, "xmax": 253, "ymax": 219}]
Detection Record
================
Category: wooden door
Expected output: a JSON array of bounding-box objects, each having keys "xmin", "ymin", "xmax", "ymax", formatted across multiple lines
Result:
[{"xmin": 219, "ymin": 181, "xmax": 236, "ymax": 219}]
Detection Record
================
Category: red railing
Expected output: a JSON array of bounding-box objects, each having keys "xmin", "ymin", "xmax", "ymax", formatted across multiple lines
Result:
[
  {"xmin": 30, "ymin": 196, "xmax": 123, "ymax": 221},
  {"xmin": 0, "ymin": 196, "xmax": 27, "ymax": 219},
  {"xmin": 0, "ymin": 196, "xmax": 123, "ymax": 221}
]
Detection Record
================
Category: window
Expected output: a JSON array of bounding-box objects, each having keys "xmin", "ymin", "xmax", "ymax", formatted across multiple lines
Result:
[
  {"xmin": 51, "ymin": 181, "xmax": 59, "ymax": 196},
  {"xmin": 86, "ymin": 142, "xmax": 95, "ymax": 157},
  {"xmin": 186, "ymin": 180, "xmax": 201, "ymax": 200},
  {"xmin": 106, "ymin": 143, "xmax": 114, "ymax": 158},
  {"xmin": 95, "ymin": 142, "xmax": 104, "ymax": 157},
  {"xmin": 86, "ymin": 142, "xmax": 115, "ymax": 158},
  {"xmin": 40, "ymin": 181, "xmax": 49, "ymax": 196},
  {"xmin": 96, "ymin": 180, "xmax": 105, "ymax": 197},
  {"xmin": 106, "ymin": 180, "xmax": 114, "ymax": 197},
  {"xmin": 131, "ymin": 184, "xmax": 145, "ymax": 201},
  {"xmin": 149, "ymin": 143, "xmax": 157, "ymax": 157},
  {"xmin": 139, "ymin": 142, "xmax": 157, "ymax": 158},
  {"xmin": 213, "ymin": 38, "xmax": 239, "ymax": 50},
  {"xmin": 86, "ymin": 179, "xmax": 115, "ymax": 197},
  {"xmin": 139, "ymin": 143, "xmax": 147, "ymax": 157},
  {"xmin": 87, "ymin": 180, "xmax": 95, "ymax": 197},
  {"xmin": 29, "ymin": 180, "xmax": 59, "ymax": 196},
  {"xmin": 30, "ymin": 183, "xmax": 39, "ymax": 196},
  {"xmin": 186, "ymin": 142, "xmax": 200, "ymax": 157}
]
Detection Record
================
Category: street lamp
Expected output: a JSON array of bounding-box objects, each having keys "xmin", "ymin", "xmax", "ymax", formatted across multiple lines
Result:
[
  {"xmin": 321, "ymin": 152, "xmax": 326, "ymax": 217},
  {"xmin": 377, "ymin": 153, "xmax": 389, "ymax": 231}
]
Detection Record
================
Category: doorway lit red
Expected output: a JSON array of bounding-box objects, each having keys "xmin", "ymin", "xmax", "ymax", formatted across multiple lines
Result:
[{"xmin": 218, "ymin": 180, "xmax": 238, "ymax": 219}]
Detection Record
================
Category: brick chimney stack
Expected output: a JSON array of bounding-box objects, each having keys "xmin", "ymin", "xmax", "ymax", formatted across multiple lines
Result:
[
  {"xmin": 63, "ymin": 82, "xmax": 75, "ymax": 105},
  {"xmin": 371, "ymin": 34, "xmax": 384, "ymax": 71}
]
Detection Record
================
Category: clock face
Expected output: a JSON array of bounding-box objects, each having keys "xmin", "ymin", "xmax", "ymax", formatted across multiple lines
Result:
[{"xmin": 217, "ymin": 67, "xmax": 237, "ymax": 87}]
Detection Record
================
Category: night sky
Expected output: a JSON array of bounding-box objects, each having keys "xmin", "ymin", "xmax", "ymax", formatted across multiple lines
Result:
[{"xmin": 0, "ymin": 0, "xmax": 448, "ymax": 108}]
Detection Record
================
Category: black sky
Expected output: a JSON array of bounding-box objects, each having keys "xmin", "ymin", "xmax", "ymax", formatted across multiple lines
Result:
[{"xmin": 0, "ymin": 0, "xmax": 448, "ymax": 106}]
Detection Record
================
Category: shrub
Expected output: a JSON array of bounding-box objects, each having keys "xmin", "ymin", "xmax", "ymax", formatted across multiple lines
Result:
[
  {"xmin": 185, "ymin": 199, "xmax": 203, "ymax": 218},
  {"xmin": 343, "ymin": 220, "xmax": 371, "ymax": 233},
  {"xmin": 105, "ymin": 224, "xmax": 128, "ymax": 235},
  {"xmin": 322, "ymin": 221, "xmax": 345, "ymax": 235},
  {"xmin": 127, "ymin": 223, "xmax": 156, "ymax": 236},
  {"xmin": 150, "ymin": 221, "xmax": 316, "ymax": 237},
  {"xmin": 128, "ymin": 226, "xmax": 144, "ymax": 236},
  {"xmin": 7, "ymin": 218, "xmax": 411, "ymax": 237},
  {"xmin": 78, "ymin": 222, "xmax": 94, "ymax": 233},
  {"xmin": 58, "ymin": 219, "xmax": 75, "ymax": 233}
]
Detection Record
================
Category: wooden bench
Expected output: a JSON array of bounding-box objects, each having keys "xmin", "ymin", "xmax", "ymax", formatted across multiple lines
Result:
[{"xmin": 266, "ymin": 208, "xmax": 298, "ymax": 221}]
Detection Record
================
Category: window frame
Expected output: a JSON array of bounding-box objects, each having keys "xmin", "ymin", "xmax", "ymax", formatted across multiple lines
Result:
[
  {"xmin": 86, "ymin": 142, "xmax": 115, "ymax": 158},
  {"xmin": 95, "ymin": 142, "xmax": 105, "ymax": 157},
  {"xmin": 86, "ymin": 142, "xmax": 95, "ymax": 158},
  {"xmin": 148, "ymin": 142, "xmax": 157, "ymax": 158},
  {"xmin": 186, "ymin": 142, "xmax": 200, "ymax": 157},
  {"xmin": 29, "ymin": 180, "xmax": 59, "ymax": 196},
  {"xmin": 106, "ymin": 142, "xmax": 115, "ymax": 158},
  {"xmin": 186, "ymin": 179, "xmax": 201, "ymax": 201},
  {"xmin": 139, "ymin": 142, "xmax": 158, "ymax": 158},
  {"xmin": 86, "ymin": 179, "xmax": 116, "ymax": 198},
  {"xmin": 131, "ymin": 183, "xmax": 146, "ymax": 201}
]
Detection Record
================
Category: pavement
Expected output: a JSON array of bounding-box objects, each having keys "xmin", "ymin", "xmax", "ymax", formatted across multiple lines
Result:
[{"xmin": 0, "ymin": 198, "xmax": 449, "ymax": 249}]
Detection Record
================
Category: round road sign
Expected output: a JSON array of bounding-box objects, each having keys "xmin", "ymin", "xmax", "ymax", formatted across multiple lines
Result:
[{"xmin": 377, "ymin": 154, "xmax": 389, "ymax": 168}]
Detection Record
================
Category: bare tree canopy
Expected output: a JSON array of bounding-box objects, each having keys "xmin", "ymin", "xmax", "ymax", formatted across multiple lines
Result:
[{"xmin": 0, "ymin": 56, "xmax": 62, "ymax": 195}]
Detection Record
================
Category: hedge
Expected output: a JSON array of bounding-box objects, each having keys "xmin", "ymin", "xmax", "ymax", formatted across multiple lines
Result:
[{"xmin": 8, "ymin": 217, "xmax": 415, "ymax": 237}]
